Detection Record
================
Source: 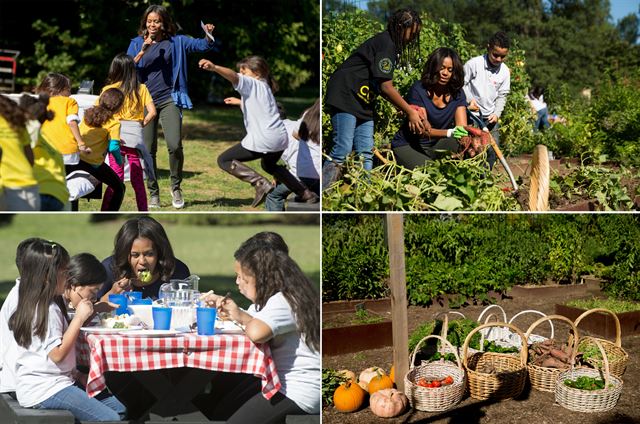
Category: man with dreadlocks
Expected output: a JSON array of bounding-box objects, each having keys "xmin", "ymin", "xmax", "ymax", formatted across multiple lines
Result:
[{"xmin": 322, "ymin": 8, "xmax": 426, "ymax": 190}]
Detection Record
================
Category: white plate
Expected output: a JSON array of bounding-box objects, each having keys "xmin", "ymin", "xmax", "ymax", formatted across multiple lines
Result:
[
  {"xmin": 215, "ymin": 320, "xmax": 244, "ymax": 334},
  {"xmin": 81, "ymin": 325, "xmax": 143, "ymax": 334},
  {"xmin": 118, "ymin": 329, "xmax": 179, "ymax": 337}
]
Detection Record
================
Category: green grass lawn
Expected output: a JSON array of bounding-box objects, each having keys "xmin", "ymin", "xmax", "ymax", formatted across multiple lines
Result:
[
  {"xmin": 0, "ymin": 214, "xmax": 320, "ymax": 309},
  {"xmin": 77, "ymin": 92, "xmax": 317, "ymax": 212}
]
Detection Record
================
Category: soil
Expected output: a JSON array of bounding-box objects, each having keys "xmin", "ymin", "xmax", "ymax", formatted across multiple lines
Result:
[
  {"xmin": 322, "ymin": 290, "xmax": 640, "ymax": 424},
  {"xmin": 498, "ymin": 154, "xmax": 640, "ymax": 211}
]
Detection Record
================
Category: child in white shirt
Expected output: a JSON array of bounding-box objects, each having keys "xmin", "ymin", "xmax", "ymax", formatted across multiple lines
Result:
[
  {"xmin": 8, "ymin": 239, "xmax": 125, "ymax": 421},
  {"xmin": 198, "ymin": 55, "xmax": 318, "ymax": 208}
]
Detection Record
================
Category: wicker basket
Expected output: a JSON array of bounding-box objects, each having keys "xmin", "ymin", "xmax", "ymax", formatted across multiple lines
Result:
[
  {"xmin": 477, "ymin": 305, "xmax": 509, "ymax": 343},
  {"xmin": 404, "ymin": 335, "xmax": 466, "ymax": 412},
  {"xmin": 555, "ymin": 338, "xmax": 623, "ymax": 412},
  {"xmin": 479, "ymin": 306, "xmax": 554, "ymax": 349},
  {"xmin": 573, "ymin": 308, "xmax": 628, "ymax": 378},
  {"xmin": 525, "ymin": 314, "xmax": 578, "ymax": 393},
  {"xmin": 510, "ymin": 309, "xmax": 555, "ymax": 346},
  {"xmin": 463, "ymin": 322, "xmax": 528, "ymax": 400}
]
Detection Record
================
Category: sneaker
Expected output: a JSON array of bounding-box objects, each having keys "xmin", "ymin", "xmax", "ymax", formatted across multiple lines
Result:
[
  {"xmin": 171, "ymin": 189, "xmax": 184, "ymax": 209},
  {"xmin": 149, "ymin": 195, "xmax": 160, "ymax": 209}
]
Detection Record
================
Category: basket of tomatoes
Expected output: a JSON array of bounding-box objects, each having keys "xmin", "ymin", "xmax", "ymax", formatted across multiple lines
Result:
[{"xmin": 404, "ymin": 335, "xmax": 466, "ymax": 412}]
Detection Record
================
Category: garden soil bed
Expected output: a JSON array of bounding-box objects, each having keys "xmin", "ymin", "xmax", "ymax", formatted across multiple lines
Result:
[{"xmin": 323, "ymin": 290, "xmax": 640, "ymax": 423}]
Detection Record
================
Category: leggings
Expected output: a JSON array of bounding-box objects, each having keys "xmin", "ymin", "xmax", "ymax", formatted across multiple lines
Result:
[
  {"xmin": 227, "ymin": 391, "xmax": 306, "ymax": 424},
  {"xmin": 66, "ymin": 161, "xmax": 125, "ymax": 211},
  {"xmin": 392, "ymin": 138, "xmax": 460, "ymax": 170},
  {"xmin": 104, "ymin": 147, "xmax": 148, "ymax": 211},
  {"xmin": 144, "ymin": 98, "xmax": 183, "ymax": 196},
  {"xmin": 217, "ymin": 143, "xmax": 307, "ymax": 195}
]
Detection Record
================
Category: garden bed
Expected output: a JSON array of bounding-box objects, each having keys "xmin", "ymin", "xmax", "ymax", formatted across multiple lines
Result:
[
  {"xmin": 323, "ymin": 290, "xmax": 640, "ymax": 423},
  {"xmin": 555, "ymin": 304, "xmax": 640, "ymax": 339}
]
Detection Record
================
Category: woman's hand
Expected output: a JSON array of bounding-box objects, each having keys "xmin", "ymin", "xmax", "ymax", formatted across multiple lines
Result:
[
  {"xmin": 141, "ymin": 33, "xmax": 154, "ymax": 53},
  {"xmin": 223, "ymin": 97, "xmax": 241, "ymax": 106},
  {"xmin": 198, "ymin": 59, "xmax": 215, "ymax": 72},
  {"xmin": 407, "ymin": 109, "xmax": 426, "ymax": 135},
  {"xmin": 111, "ymin": 277, "xmax": 131, "ymax": 294}
]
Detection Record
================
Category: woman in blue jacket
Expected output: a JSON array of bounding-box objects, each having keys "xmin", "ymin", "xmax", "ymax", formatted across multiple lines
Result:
[{"xmin": 127, "ymin": 4, "xmax": 216, "ymax": 209}]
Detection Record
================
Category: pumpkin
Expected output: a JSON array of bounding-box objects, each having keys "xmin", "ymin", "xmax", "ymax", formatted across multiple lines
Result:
[
  {"xmin": 358, "ymin": 366, "xmax": 384, "ymax": 391},
  {"xmin": 369, "ymin": 388, "xmax": 408, "ymax": 418},
  {"xmin": 333, "ymin": 380, "xmax": 366, "ymax": 413},
  {"xmin": 337, "ymin": 369, "xmax": 356, "ymax": 383},
  {"xmin": 368, "ymin": 369, "xmax": 394, "ymax": 395},
  {"xmin": 389, "ymin": 365, "xmax": 395, "ymax": 384}
]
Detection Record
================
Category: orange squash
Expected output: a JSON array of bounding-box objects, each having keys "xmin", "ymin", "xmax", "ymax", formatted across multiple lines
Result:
[
  {"xmin": 389, "ymin": 365, "xmax": 395, "ymax": 384},
  {"xmin": 333, "ymin": 380, "xmax": 366, "ymax": 413},
  {"xmin": 358, "ymin": 366, "xmax": 384, "ymax": 391},
  {"xmin": 368, "ymin": 369, "xmax": 394, "ymax": 395}
]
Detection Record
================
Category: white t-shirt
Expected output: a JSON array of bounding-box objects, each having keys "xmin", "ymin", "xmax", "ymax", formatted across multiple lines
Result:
[
  {"xmin": 0, "ymin": 279, "xmax": 20, "ymax": 393},
  {"xmin": 281, "ymin": 118, "xmax": 321, "ymax": 180},
  {"xmin": 234, "ymin": 74, "xmax": 288, "ymax": 153},
  {"xmin": 15, "ymin": 302, "xmax": 75, "ymax": 407},
  {"xmin": 463, "ymin": 54, "xmax": 511, "ymax": 118},
  {"xmin": 248, "ymin": 292, "xmax": 320, "ymax": 414},
  {"xmin": 527, "ymin": 94, "xmax": 547, "ymax": 112}
]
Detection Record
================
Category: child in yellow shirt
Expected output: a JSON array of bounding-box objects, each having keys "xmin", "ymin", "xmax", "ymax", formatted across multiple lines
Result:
[
  {"xmin": 0, "ymin": 95, "xmax": 39, "ymax": 211},
  {"xmin": 66, "ymin": 88, "xmax": 125, "ymax": 211},
  {"xmin": 36, "ymin": 73, "xmax": 91, "ymax": 165},
  {"xmin": 101, "ymin": 53, "xmax": 157, "ymax": 211},
  {"xmin": 19, "ymin": 94, "xmax": 70, "ymax": 211}
]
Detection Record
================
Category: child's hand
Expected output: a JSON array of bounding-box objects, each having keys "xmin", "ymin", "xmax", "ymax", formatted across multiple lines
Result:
[
  {"xmin": 223, "ymin": 97, "xmax": 241, "ymax": 106},
  {"xmin": 198, "ymin": 59, "xmax": 215, "ymax": 72},
  {"xmin": 75, "ymin": 299, "xmax": 94, "ymax": 322}
]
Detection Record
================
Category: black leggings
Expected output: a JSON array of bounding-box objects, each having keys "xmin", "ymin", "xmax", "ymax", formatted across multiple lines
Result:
[
  {"xmin": 66, "ymin": 161, "xmax": 125, "ymax": 211},
  {"xmin": 226, "ymin": 391, "xmax": 306, "ymax": 424},
  {"xmin": 392, "ymin": 138, "xmax": 460, "ymax": 170},
  {"xmin": 218, "ymin": 143, "xmax": 307, "ymax": 195}
]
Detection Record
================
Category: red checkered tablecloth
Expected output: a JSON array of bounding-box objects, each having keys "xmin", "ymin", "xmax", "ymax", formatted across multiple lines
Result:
[{"xmin": 77, "ymin": 332, "xmax": 281, "ymax": 399}]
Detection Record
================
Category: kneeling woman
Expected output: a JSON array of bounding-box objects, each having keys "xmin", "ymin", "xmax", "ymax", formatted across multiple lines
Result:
[
  {"xmin": 391, "ymin": 47, "xmax": 468, "ymax": 169},
  {"xmin": 207, "ymin": 247, "xmax": 320, "ymax": 422}
]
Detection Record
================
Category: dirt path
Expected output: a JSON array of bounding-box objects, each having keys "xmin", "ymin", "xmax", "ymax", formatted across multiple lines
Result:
[{"xmin": 323, "ymin": 291, "xmax": 640, "ymax": 424}]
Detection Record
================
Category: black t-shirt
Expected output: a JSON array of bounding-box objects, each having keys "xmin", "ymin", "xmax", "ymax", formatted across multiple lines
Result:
[
  {"xmin": 325, "ymin": 31, "xmax": 397, "ymax": 120},
  {"xmin": 391, "ymin": 81, "xmax": 467, "ymax": 148},
  {"xmin": 98, "ymin": 255, "xmax": 191, "ymax": 300}
]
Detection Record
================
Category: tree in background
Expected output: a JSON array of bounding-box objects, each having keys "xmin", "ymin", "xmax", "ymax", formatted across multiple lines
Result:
[{"xmin": 0, "ymin": 0, "xmax": 318, "ymax": 96}]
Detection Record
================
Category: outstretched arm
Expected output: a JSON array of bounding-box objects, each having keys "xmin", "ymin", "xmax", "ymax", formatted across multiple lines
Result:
[{"xmin": 198, "ymin": 59, "xmax": 239, "ymax": 86}]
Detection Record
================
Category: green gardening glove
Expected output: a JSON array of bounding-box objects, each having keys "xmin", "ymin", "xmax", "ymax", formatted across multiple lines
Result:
[{"xmin": 452, "ymin": 126, "xmax": 468, "ymax": 139}]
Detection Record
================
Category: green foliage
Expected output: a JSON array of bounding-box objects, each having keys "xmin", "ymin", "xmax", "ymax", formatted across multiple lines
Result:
[
  {"xmin": 323, "ymin": 215, "xmax": 640, "ymax": 304},
  {"xmin": 321, "ymin": 368, "xmax": 347, "ymax": 406},
  {"xmin": 322, "ymin": 155, "xmax": 520, "ymax": 211},
  {"xmin": 549, "ymin": 164, "xmax": 635, "ymax": 211},
  {"xmin": 567, "ymin": 297, "xmax": 640, "ymax": 314},
  {"xmin": 563, "ymin": 376, "xmax": 607, "ymax": 391}
]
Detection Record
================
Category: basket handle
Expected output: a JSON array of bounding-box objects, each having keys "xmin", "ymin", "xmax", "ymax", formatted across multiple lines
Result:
[
  {"xmin": 478, "ymin": 312, "xmax": 503, "ymax": 351},
  {"xmin": 409, "ymin": 334, "xmax": 463, "ymax": 371},
  {"xmin": 524, "ymin": 314, "xmax": 579, "ymax": 365},
  {"xmin": 435, "ymin": 311, "xmax": 466, "ymax": 340},
  {"xmin": 573, "ymin": 308, "xmax": 621, "ymax": 347},
  {"xmin": 509, "ymin": 310, "xmax": 555, "ymax": 340},
  {"xmin": 477, "ymin": 304, "xmax": 507, "ymax": 324},
  {"xmin": 592, "ymin": 338, "xmax": 611, "ymax": 386},
  {"xmin": 462, "ymin": 321, "xmax": 528, "ymax": 369}
]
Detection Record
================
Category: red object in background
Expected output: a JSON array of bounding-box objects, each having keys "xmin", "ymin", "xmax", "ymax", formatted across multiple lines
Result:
[{"xmin": 0, "ymin": 49, "xmax": 20, "ymax": 93}]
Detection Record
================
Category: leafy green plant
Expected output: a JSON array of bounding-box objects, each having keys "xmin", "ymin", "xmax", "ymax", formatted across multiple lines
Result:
[
  {"xmin": 567, "ymin": 297, "xmax": 640, "ymax": 314},
  {"xmin": 352, "ymin": 309, "xmax": 385, "ymax": 325},
  {"xmin": 563, "ymin": 376, "xmax": 607, "ymax": 390},
  {"xmin": 322, "ymin": 368, "xmax": 348, "ymax": 406},
  {"xmin": 549, "ymin": 163, "xmax": 634, "ymax": 211}
]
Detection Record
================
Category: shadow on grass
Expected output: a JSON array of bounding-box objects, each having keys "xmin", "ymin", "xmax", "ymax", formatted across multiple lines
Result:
[
  {"xmin": 188, "ymin": 197, "xmax": 255, "ymax": 208},
  {"xmin": 155, "ymin": 168, "xmax": 203, "ymax": 181}
]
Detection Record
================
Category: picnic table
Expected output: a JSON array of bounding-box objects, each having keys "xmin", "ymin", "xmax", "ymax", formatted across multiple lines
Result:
[{"xmin": 77, "ymin": 330, "xmax": 281, "ymax": 422}]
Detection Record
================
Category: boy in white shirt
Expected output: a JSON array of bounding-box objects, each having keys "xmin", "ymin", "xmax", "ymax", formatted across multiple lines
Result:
[{"xmin": 463, "ymin": 31, "xmax": 511, "ymax": 168}]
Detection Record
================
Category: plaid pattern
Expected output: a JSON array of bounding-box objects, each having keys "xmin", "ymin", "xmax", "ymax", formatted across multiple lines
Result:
[{"xmin": 77, "ymin": 333, "xmax": 281, "ymax": 399}]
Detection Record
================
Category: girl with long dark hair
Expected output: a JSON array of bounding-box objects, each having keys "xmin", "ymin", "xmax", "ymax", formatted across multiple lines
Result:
[
  {"xmin": 391, "ymin": 47, "xmax": 469, "ymax": 169},
  {"xmin": 8, "ymin": 239, "xmax": 125, "ymax": 421},
  {"xmin": 206, "ymin": 244, "xmax": 320, "ymax": 422}
]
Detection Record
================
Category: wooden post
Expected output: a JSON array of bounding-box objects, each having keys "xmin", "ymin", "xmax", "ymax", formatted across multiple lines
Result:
[{"xmin": 385, "ymin": 214, "xmax": 408, "ymax": 392}]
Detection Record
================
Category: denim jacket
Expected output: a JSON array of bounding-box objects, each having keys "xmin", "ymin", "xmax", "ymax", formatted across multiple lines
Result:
[{"xmin": 127, "ymin": 34, "xmax": 216, "ymax": 109}]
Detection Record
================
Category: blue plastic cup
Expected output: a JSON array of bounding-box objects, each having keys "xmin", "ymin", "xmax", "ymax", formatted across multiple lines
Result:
[
  {"xmin": 152, "ymin": 306, "xmax": 173, "ymax": 330},
  {"xmin": 109, "ymin": 294, "xmax": 128, "ymax": 315},
  {"xmin": 196, "ymin": 307, "xmax": 217, "ymax": 336},
  {"xmin": 131, "ymin": 298, "xmax": 152, "ymax": 305}
]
